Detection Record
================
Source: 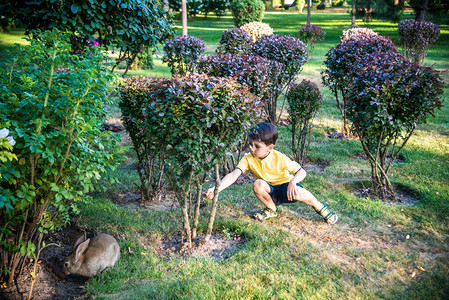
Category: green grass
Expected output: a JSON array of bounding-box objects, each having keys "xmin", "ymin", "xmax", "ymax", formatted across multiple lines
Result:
[{"xmin": 2, "ymin": 10, "xmax": 449, "ymax": 299}]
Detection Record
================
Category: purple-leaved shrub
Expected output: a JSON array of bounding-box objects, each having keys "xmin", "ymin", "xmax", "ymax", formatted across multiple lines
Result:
[
  {"xmin": 119, "ymin": 73, "xmax": 261, "ymax": 244},
  {"xmin": 346, "ymin": 50, "xmax": 444, "ymax": 200},
  {"xmin": 216, "ymin": 27, "xmax": 253, "ymax": 55},
  {"xmin": 286, "ymin": 80, "xmax": 323, "ymax": 165},
  {"xmin": 398, "ymin": 19, "xmax": 440, "ymax": 65},
  {"xmin": 249, "ymin": 34, "xmax": 307, "ymax": 123},
  {"xmin": 298, "ymin": 24, "xmax": 326, "ymax": 58},
  {"xmin": 163, "ymin": 35, "xmax": 206, "ymax": 75},
  {"xmin": 322, "ymin": 33, "xmax": 399, "ymax": 136}
]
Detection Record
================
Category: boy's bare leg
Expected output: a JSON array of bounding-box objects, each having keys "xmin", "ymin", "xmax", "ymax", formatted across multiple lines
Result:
[
  {"xmin": 253, "ymin": 179, "xmax": 277, "ymax": 211},
  {"xmin": 294, "ymin": 186, "xmax": 324, "ymax": 211}
]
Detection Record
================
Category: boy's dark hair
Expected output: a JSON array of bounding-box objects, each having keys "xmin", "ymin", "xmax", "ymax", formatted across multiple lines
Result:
[{"xmin": 248, "ymin": 122, "xmax": 278, "ymax": 145}]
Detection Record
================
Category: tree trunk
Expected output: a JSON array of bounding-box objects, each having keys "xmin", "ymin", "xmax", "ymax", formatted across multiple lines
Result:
[
  {"xmin": 411, "ymin": 0, "xmax": 428, "ymax": 22},
  {"xmin": 307, "ymin": 0, "xmax": 311, "ymax": 25},
  {"xmin": 352, "ymin": 0, "xmax": 356, "ymax": 27},
  {"xmin": 205, "ymin": 164, "xmax": 221, "ymax": 241},
  {"xmin": 182, "ymin": 0, "xmax": 188, "ymax": 36}
]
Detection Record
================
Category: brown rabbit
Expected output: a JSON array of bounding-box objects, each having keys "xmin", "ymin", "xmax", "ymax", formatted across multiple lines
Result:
[{"xmin": 63, "ymin": 233, "xmax": 120, "ymax": 277}]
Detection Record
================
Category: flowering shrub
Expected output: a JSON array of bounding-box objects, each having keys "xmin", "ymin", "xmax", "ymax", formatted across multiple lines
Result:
[
  {"xmin": 240, "ymin": 22, "xmax": 273, "ymax": 42},
  {"xmin": 0, "ymin": 29, "xmax": 123, "ymax": 284},
  {"xmin": 216, "ymin": 27, "xmax": 253, "ymax": 55},
  {"xmin": 250, "ymin": 34, "xmax": 307, "ymax": 123},
  {"xmin": 0, "ymin": 128, "xmax": 18, "ymax": 180},
  {"xmin": 298, "ymin": 24, "xmax": 326, "ymax": 58},
  {"xmin": 398, "ymin": 19, "xmax": 440, "ymax": 65},
  {"xmin": 341, "ymin": 27, "xmax": 377, "ymax": 42},
  {"xmin": 119, "ymin": 73, "xmax": 261, "ymax": 244},
  {"xmin": 230, "ymin": 0, "xmax": 265, "ymax": 27},
  {"xmin": 346, "ymin": 51, "xmax": 444, "ymax": 200},
  {"xmin": 163, "ymin": 35, "xmax": 206, "ymax": 75},
  {"xmin": 322, "ymin": 33, "xmax": 398, "ymax": 136},
  {"xmin": 286, "ymin": 80, "xmax": 323, "ymax": 165}
]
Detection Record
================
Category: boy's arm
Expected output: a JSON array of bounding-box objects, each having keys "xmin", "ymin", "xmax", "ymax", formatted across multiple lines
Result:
[
  {"xmin": 203, "ymin": 168, "xmax": 243, "ymax": 199},
  {"xmin": 287, "ymin": 168, "xmax": 306, "ymax": 201}
]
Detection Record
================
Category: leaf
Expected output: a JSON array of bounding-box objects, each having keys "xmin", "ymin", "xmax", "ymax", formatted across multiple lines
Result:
[{"xmin": 71, "ymin": 4, "xmax": 80, "ymax": 14}]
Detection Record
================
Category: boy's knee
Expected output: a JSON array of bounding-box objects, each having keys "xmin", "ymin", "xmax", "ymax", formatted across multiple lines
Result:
[{"xmin": 253, "ymin": 179, "xmax": 269, "ymax": 194}]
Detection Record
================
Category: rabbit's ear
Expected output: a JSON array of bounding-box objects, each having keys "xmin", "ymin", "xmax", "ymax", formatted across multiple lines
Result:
[
  {"xmin": 73, "ymin": 234, "xmax": 86, "ymax": 249},
  {"xmin": 75, "ymin": 238, "xmax": 90, "ymax": 261}
]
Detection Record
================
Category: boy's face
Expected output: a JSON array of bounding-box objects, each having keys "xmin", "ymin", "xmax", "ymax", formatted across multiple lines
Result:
[{"xmin": 250, "ymin": 140, "xmax": 274, "ymax": 159}]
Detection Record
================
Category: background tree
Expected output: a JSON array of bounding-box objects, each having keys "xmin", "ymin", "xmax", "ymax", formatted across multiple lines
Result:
[
  {"xmin": 0, "ymin": 0, "xmax": 174, "ymax": 76},
  {"xmin": 182, "ymin": 0, "xmax": 188, "ymax": 35}
]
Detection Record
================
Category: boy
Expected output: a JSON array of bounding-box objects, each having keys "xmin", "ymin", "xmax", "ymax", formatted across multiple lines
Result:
[{"xmin": 204, "ymin": 122, "xmax": 338, "ymax": 224}]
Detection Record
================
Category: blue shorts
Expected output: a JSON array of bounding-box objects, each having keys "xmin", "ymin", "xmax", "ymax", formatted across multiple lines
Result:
[{"xmin": 269, "ymin": 182, "xmax": 303, "ymax": 206}]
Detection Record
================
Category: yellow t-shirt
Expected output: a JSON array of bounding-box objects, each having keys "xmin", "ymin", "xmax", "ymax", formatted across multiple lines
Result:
[{"xmin": 236, "ymin": 150, "xmax": 302, "ymax": 186}]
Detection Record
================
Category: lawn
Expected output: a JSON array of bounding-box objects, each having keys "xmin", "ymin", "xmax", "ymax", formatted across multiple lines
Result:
[{"xmin": 1, "ymin": 10, "xmax": 449, "ymax": 299}]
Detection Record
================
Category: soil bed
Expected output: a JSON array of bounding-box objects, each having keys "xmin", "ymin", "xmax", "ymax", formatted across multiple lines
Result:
[
  {"xmin": 156, "ymin": 234, "xmax": 245, "ymax": 262},
  {"xmin": 353, "ymin": 187, "xmax": 419, "ymax": 206},
  {"xmin": 1, "ymin": 224, "xmax": 91, "ymax": 300}
]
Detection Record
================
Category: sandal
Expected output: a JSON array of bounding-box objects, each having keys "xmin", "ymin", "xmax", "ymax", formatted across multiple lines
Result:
[
  {"xmin": 315, "ymin": 205, "xmax": 338, "ymax": 224},
  {"xmin": 253, "ymin": 208, "xmax": 278, "ymax": 221}
]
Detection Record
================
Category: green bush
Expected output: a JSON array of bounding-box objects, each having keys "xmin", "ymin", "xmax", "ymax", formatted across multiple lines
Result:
[
  {"xmin": 230, "ymin": 0, "xmax": 265, "ymax": 27},
  {"xmin": 295, "ymin": 0, "xmax": 306, "ymax": 12},
  {"xmin": 130, "ymin": 47, "xmax": 155, "ymax": 70},
  {"xmin": 203, "ymin": 0, "xmax": 230, "ymax": 18},
  {"xmin": 286, "ymin": 80, "xmax": 323, "ymax": 165},
  {"xmin": 346, "ymin": 51, "xmax": 444, "ymax": 200},
  {"xmin": 332, "ymin": 0, "xmax": 345, "ymax": 7},
  {"xmin": 0, "ymin": 29, "xmax": 124, "ymax": 283},
  {"xmin": 118, "ymin": 73, "xmax": 261, "ymax": 244},
  {"xmin": 317, "ymin": 2, "xmax": 326, "ymax": 10},
  {"xmin": 163, "ymin": 35, "xmax": 206, "ymax": 75}
]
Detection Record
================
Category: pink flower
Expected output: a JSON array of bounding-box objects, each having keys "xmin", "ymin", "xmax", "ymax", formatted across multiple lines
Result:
[{"xmin": 93, "ymin": 41, "xmax": 100, "ymax": 46}]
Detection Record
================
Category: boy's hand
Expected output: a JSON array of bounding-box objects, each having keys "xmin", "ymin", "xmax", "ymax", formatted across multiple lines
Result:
[
  {"xmin": 203, "ymin": 188, "xmax": 214, "ymax": 199},
  {"xmin": 287, "ymin": 181, "xmax": 299, "ymax": 201}
]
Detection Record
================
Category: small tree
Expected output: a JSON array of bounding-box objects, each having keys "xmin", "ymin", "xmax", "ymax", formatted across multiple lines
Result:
[
  {"xmin": 163, "ymin": 35, "xmax": 206, "ymax": 75},
  {"xmin": 216, "ymin": 27, "xmax": 253, "ymax": 55},
  {"xmin": 398, "ymin": 19, "xmax": 440, "ymax": 65},
  {"xmin": 286, "ymin": 80, "xmax": 323, "ymax": 165},
  {"xmin": 322, "ymin": 33, "xmax": 398, "ymax": 137},
  {"xmin": 298, "ymin": 24, "xmax": 326, "ymax": 58},
  {"xmin": 119, "ymin": 73, "xmax": 261, "ymax": 245},
  {"xmin": 0, "ymin": 29, "xmax": 123, "ymax": 287},
  {"xmin": 240, "ymin": 22, "xmax": 273, "ymax": 42},
  {"xmin": 346, "ymin": 51, "xmax": 444, "ymax": 200},
  {"xmin": 249, "ymin": 34, "xmax": 307, "ymax": 124},
  {"xmin": 230, "ymin": 0, "xmax": 265, "ymax": 27}
]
